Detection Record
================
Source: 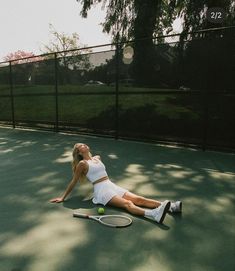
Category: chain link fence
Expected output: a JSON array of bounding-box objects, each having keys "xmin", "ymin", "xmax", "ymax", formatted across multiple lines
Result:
[{"xmin": 0, "ymin": 26, "xmax": 234, "ymax": 151}]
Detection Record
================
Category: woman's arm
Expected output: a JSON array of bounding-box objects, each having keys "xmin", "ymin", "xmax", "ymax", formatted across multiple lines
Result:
[{"xmin": 50, "ymin": 161, "xmax": 86, "ymax": 203}]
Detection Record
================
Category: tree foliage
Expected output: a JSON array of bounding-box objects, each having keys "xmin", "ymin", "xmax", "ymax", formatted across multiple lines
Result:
[
  {"xmin": 77, "ymin": 0, "xmax": 234, "ymax": 86},
  {"xmin": 3, "ymin": 50, "xmax": 43, "ymax": 64},
  {"xmin": 77, "ymin": 0, "xmax": 234, "ymax": 42},
  {"xmin": 41, "ymin": 24, "xmax": 85, "ymax": 54},
  {"xmin": 41, "ymin": 24, "xmax": 91, "ymax": 71}
]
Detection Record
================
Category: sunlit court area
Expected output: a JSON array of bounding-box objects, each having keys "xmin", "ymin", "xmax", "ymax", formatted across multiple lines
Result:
[{"xmin": 0, "ymin": 126, "xmax": 234, "ymax": 271}]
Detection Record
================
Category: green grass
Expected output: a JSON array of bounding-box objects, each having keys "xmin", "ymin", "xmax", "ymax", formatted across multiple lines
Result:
[
  {"xmin": 0, "ymin": 84, "xmax": 201, "ymax": 122},
  {"xmin": 1, "ymin": 84, "xmax": 234, "ymax": 147}
]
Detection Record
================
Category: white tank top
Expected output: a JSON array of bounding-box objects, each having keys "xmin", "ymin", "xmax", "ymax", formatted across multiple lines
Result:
[{"xmin": 86, "ymin": 158, "xmax": 108, "ymax": 183}]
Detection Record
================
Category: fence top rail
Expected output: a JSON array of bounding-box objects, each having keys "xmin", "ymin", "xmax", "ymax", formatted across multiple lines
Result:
[{"xmin": 0, "ymin": 25, "xmax": 234, "ymax": 66}]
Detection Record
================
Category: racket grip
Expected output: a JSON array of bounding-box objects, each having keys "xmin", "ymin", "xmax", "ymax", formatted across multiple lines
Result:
[{"xmin": 73, "ymin": 212, "xmax": 89, "ymax": 218}]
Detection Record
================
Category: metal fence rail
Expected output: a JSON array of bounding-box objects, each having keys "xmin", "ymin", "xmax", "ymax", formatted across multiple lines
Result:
[{"xmin": 0, "ymin": 27, "xmax": 234, "ymax": 151}]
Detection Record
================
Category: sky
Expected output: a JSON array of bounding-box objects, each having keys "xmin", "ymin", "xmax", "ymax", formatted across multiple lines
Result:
[
  {"xmin": 0, "ymin": 0, "xmax": 111, "ymax": 61},
  {"xmin": 0, "ymin": 0, "xmax": 183, "ymax": 62}
]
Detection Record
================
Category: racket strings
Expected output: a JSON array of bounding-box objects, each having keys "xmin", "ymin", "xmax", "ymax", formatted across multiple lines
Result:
[{"xmin": 100, "ymin": 216, "xmax": 132, "ymax": 227}]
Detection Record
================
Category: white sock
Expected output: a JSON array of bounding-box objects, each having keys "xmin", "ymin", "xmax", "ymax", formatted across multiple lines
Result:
[{"xmin": 144, "ymin": 209, "xmax": 154, "ymax": 217}]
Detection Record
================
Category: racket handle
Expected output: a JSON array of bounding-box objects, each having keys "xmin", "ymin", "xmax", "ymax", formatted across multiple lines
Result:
[{"xmin": 73, "ymin": 212, "xmax": 89, "ymax": 218}]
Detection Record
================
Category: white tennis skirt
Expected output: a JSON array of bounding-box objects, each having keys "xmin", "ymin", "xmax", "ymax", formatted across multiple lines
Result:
[{"xmin": 92, "ymin": 179, "xmax": 128, "ymax": 206}]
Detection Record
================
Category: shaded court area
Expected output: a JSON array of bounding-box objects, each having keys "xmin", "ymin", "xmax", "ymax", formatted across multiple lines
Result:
[{"xmin": 0, "ymin": 126, "xmax": 234, "ymax": 271}]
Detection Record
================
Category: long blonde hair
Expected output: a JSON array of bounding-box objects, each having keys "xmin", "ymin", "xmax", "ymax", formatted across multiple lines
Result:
[{"xmin": 71, "ymin": 143, "xmax": 90, "ymax": 183}]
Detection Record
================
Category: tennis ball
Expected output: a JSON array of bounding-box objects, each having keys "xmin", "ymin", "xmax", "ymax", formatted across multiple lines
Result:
[{"xmin": 98, "ymin": 207, "xmax": 105, "ymax": 215}]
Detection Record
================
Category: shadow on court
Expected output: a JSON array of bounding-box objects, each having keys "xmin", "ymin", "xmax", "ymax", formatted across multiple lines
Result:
[{"xmin": 0, "ymin": 127, "xmax": 234, "ymax": 271}]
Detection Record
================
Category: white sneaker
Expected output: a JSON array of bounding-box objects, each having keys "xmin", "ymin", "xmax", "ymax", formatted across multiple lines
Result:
[
  {"xmin": 152, "ymin": 200, "xmax": 170, "ymax": 223},
  {"xmin": 169, "ymin": 201, "xmax": 182, "ymax": 213}
]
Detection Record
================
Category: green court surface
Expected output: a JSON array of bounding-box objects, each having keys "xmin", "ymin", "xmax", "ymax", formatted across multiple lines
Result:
[{"xmin": 0, "ymin": 127, "xmax": 234, "ymax": 271}]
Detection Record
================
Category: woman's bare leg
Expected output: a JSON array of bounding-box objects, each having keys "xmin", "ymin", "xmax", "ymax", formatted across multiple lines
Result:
[
  {"xmin": 123, "ymin": 192, "xmax": 161, "ymax": 208},
  {"xmin": 107, "ymin": 195, "xmax": 145, "ymax": 216},
  {"xmin": 108, "ymin": 194, "xmax": 170, "ymax": 224}
]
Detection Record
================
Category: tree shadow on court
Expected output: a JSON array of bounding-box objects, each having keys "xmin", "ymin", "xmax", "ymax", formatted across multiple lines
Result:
[{"xmin": 0, "ymin": 127, "xmax": 234, "ymax": 271}]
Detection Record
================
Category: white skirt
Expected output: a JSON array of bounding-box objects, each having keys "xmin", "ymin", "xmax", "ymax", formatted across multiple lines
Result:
[{"xmin": 92, "ymin": 179, "xmax": 128, "ymax": 206}]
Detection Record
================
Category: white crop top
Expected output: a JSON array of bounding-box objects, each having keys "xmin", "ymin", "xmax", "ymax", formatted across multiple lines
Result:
[{"xmin": 86, "ymin": 158, "xmax": 108, "ymax": 183}]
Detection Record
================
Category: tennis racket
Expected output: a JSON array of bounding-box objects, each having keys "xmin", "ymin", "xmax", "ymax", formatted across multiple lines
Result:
[{"xmin": 73, "ymin": 211, "xmax": 132, "ymax": 228}]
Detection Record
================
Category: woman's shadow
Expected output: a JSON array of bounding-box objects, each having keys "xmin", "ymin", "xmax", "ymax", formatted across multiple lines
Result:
[{"xmin": 63, "ymin": 195, "xmax": 94, "ymax": 210}]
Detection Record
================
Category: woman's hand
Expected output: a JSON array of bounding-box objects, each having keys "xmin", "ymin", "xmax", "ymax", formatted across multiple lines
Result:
[{"xmin": 50, "ymin": 197, "xmax": 64, "ymax": 203}]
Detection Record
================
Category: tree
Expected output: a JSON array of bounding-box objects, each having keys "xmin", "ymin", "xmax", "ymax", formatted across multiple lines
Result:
[
  {"xmin": 41, "ymin": 24, "xmax": 92, "ymax": 84},
  {"xmin": 41, "ymin": 24, "xmax": 91, "ymax": 69},
  {"xmin": 77, "ymin": 0, "xmax": 234, "ymax": 41},
  {"xmin": 76, "ymin": 0, "xmax": 234, "ymax": 86},
  {"xmin": 3, "ymin": 50, "xmax": 43, "ymax": 64},
  {"xmin": 41, "ymin": 24, "xmax": 83, "ymax": 53},
  {"xmin": 3, "ymin": 50, "xmax": 45, "ymax": 85}
]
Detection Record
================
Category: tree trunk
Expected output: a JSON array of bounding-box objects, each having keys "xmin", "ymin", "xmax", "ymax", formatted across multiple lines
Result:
[{"xmin": 132, "ymin": 0, "xmax": 160, "ymax": 87}]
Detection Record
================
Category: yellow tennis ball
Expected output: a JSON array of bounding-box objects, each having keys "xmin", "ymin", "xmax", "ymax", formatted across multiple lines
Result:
[{"xmin": 98, "ymin": 207, "xmax": 105, "ymax": 215}]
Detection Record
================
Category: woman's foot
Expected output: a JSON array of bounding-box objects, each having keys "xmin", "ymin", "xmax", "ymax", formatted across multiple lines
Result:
[
  {"xmin": 169, "ymin": 201, "xmax": 182, "ymax": 213},
  {"xmin": 151, "ymin": 200, "xmax": 170, "ymax": 223}
]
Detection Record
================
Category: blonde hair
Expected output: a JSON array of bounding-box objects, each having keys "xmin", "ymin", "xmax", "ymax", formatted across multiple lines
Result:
[{"xmin": 71, "ymin": 143, "xmax": 90, "ymax": 183}]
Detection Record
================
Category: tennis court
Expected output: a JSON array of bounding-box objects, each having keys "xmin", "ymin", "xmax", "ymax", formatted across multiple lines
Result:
[{"xmin": 0, "ymin": 126, "xmax": 234, "ymax": 271}]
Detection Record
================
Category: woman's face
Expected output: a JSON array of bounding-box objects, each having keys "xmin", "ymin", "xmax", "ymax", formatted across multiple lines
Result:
[{"xmin": 76, "ymin": 143, "xmax": 90, "ymax": 155}]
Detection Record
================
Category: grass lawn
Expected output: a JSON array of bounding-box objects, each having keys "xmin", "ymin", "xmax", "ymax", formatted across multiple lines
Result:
[
  {"xmin": 0, "ymin": 84, "xmax": 234, "ymax": 148},
  {"xmin": 0, "ymin": 84, "xmax": 201, "ymax": 122}
]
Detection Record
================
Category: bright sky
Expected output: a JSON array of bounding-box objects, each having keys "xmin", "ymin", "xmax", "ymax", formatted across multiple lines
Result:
[{"xmin": 0, "ymin": 0, "xmax": 111, "ymax": 61}]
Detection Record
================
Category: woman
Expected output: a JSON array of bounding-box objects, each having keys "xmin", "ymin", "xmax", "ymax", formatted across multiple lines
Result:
[{"xmin": 50, "ymin": 143, "xmax": 182, "ymax": 224}]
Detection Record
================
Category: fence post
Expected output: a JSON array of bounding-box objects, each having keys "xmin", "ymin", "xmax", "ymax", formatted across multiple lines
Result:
[
  {"xmin": 54, "ymin": 53, "xmax": 59, "ymax": 132},
  {"xmin": 9, "ymin": 61, "xmax": 15, "ymax": 128},
  {"xmin": 202, "ymin": 88, "xmax": 209, "ymax": 151},
  {"xmin": 115, "ymin": 42, "xmax": 120, "ymax": 140}
]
